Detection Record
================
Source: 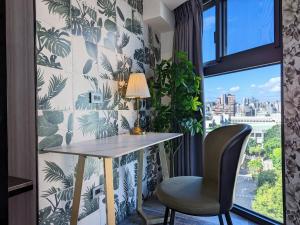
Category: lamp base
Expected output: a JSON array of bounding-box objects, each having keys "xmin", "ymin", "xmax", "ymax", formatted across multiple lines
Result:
[{"xmin": 131, "ymin": 126, "xmax": 145, "ymax": 135}]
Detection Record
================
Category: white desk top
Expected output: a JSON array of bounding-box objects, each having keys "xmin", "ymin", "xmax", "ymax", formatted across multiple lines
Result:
[{"xmin": 43, "ymin": 132, "xmax": 183, "ymax": 158}]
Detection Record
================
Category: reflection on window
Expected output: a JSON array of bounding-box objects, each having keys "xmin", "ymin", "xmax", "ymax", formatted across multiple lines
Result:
[
  {"xmin": 204, "ymin": 65, "xmax": 283, "ymax": 222},
  {"xmin": 203, "ymin": 6, "xmax": 216, "ymax": 63},
  {"xmin": 227, "ymin": 0, "xmax": 274, "ymax": 55}
]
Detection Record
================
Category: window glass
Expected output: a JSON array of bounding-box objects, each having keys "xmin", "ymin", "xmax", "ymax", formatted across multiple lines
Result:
[
  {"xmin": 203, "ymin": 6, "xmax": 216, "ymax": 63},
  {"xmin": 226, "ymin": 0, "xmax": 274, "ymax": 55},
  {"xmin": 204, "ymin": 64, "xmax": 283, "ymax": 222}
]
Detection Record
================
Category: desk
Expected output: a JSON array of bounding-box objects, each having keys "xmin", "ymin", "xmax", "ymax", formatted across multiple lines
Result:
[{"xmin": 43, "ymin": 132, "xmax": 183, "ymax": 225}]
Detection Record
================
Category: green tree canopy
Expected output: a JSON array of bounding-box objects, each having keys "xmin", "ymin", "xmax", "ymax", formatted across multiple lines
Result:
[
  {"xmin": 264, "ymin": 137, "xmax": 281, "ymax": 158},
  {"xmin": 253, "ymin": 175, "xmax": 283, "ymax": 222},
  {"xmin": 270, "ymin": 147, "xmax": 282, "ymax": 170},
  {"xmin": 249, "ymin": 145, "xmax": 263, "ymax": 156},
  {"xmin": 257, "ymin": 170, "xmax": 277, "ymax": 188},
  {"xmin": 246, "ymin": 138, "xmax": 257, "ymax": 155},
  {"xmin": 264, "ymin": 125, "xmax": 280, "ymax": 141},
  {"xmin": 247, "ymin": 158, "xmax": 263, "ymax": 177}
]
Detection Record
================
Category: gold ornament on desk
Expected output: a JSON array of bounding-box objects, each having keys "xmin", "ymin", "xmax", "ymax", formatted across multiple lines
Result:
[{"xmin": 126, "ymin": 73, "xmax": 150, "ymax": 135}]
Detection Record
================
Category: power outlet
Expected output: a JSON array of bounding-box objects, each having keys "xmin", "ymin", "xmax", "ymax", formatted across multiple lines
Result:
[
  {"xmin": 92, "ymin": 185, "xmax": 103, "ymax": 199},
  {"xmin": 89, "ymin": 92, "xmax": 102, "ymax": 104}
]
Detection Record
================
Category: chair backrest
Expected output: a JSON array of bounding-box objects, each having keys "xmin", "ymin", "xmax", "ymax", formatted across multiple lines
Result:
[{"xmin": 203, "ymin": 124, "xmax": 252, "ymax": 213}]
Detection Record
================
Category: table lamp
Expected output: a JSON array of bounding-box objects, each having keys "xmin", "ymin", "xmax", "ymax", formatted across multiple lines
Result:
[{"xmin": 126, "ymin": 73, "xmax": 150, "ymax": 135}]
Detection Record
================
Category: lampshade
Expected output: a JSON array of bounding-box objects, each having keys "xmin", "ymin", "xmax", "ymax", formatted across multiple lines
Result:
[{"xmin": 125, "ymin": 73, "xmax": 150, "ymax": 99}]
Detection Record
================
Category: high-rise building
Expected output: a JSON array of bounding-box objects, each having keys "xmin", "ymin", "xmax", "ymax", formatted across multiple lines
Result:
[{"xmin": 213, "ymin": 94, "xmax": 236, "ymax": 116}]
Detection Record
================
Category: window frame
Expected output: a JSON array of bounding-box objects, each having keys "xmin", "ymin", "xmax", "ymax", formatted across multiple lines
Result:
[
  {"xmin": 203, "ymin": 0, "xmax": 282, "ymax": 76},
  {"xmin": 202, "ymin": 1, "xmax": 285, "ymax": 225}
]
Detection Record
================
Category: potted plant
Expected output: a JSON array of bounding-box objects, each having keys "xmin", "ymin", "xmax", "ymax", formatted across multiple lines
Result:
[
  {"xmin": 150, "ymin": 51, "xmax": 203, "ymax": 136},
  {"xmin": 150, "ymin": 51, "xmax": 203, "ymax": 175}
]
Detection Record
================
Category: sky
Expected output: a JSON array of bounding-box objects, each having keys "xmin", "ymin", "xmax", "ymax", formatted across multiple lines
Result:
[
  {"xmin": 203, "ymin": 0, "xmax": 279, "ymax": 103},
  {"xmin": 204, "ymin": 64, "xmax": 281, "ymax": 103},
  {"xmin": 203, "ymin": 0, "xmax": 274, "ymax": 62}
]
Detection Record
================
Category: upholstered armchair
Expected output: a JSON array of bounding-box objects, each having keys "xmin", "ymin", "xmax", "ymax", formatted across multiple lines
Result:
[{"xmin": 156, "ymin": 124, "xmax": 252, "ymax": 225}]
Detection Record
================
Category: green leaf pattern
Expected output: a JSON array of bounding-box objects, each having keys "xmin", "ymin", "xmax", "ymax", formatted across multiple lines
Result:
[{"xmin": 37, "ymin": 0, "xmax": 163, "ymax": 223}]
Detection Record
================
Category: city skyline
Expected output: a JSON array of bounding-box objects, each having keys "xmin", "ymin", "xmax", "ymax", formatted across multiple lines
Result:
[
  {"xmin": 205, "ymin": 93, "xmax": 281, "ymax": 118},
  {"xmin": 204, "ymin": 64, "xmax": 281, "ymax": 102}
]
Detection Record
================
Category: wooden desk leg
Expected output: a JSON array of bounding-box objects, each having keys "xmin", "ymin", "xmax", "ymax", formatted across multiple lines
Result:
[
  {"xmin": 158, "ymin": 143, "xmax": 169, "ymax": 180},
  {"xmin": 158, "ymin": 143, "xmax": 170, "ymax": 222},
  {"xmin": 137, "ymin": 149, "xmax": 144, "ymax": 213},
  {"xmin": 103, "ymin": 158, "xmax": 116, "ymax": 225},
  {"xmin": 71, "ymin": 155, "xmax": 86, "ymax": 225}
]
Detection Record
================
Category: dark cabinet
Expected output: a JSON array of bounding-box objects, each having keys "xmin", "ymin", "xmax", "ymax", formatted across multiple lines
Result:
[{"xmin": 6, "ymin": 0, "xmax": 37, "ymax": 224}]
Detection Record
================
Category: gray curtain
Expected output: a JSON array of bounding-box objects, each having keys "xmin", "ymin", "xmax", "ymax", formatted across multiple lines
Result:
[{"xmin": 173, "ymin": 0, "xmax": 204, "ymax": 177}]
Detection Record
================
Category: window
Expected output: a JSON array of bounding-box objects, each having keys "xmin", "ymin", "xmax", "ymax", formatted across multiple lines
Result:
[
  {"xmin": 204, "ymin": 65, "xmax": 283, "ymax": 223},
  {"xmin": 203, "ymin": 6, "xmax": 216, "ymax": 63},
  {"xmin": 202, "ymin": 0, "xmax": 280, "ymax": 75},
  {"xmin": 226, "ymin": 0, "xmax": 275, "ymax": 55},
  {"xmin": 202, "ymin": 1, "xmax": 283, "ymax": 222}
]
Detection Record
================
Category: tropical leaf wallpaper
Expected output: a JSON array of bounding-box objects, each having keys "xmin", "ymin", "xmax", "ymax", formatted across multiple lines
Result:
[
  {"xmin": 35, "ymin": 0, "xmax": 161, "ymax": 224},
  {"xmin": 283, "ymin": 1, "xmax": 300, "ymax": 224}
]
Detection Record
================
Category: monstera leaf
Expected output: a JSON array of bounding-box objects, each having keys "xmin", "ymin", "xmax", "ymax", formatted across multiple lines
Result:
[
  {"xmin": 85, "ymin": 41, "xmax": 98, "ymax": 60},
  {"xmin": 66, "ymin": 113, "xmax": 73, "ymax": 145},
  {"xmin": 104, "ymin": 19, "xmax": 117, "ymax": 32},
  {"xmin": 116, "ymin": 6, "xmax": 124, "ymax": 21},
  {"xmin": 100, "ymin": 53, "xmax": 114, "ymax": 73},
  {"xmin": 78, "ymin": 184, "xmax": 100, "ymax": 221},
  {"xmin": 82, "ymin": 24, "xmax": 101, "ymax": 43},
  {"xmin": 121, "ymin": 115, "xmax": 131, "ymax": 131},
  {"xmin": 134, "ymin": 48, "xmax": 145, "ymax": 62},
  {"xmin": 43, "ymin": 111, "xmax": 64, "ymax": 125},
  {"xmin": 116, "ymin": 33, "xmax": 130, "ymax": 53},
  {"xmin": 98, "ymin": 17, "xmax": 103, "ymax": 27},
  {"xmin": 38, "ymin": 206, "xmax": 52, "ymax": 224},
  {"xmin": 70, "ymin": 12, "xmax": 85, "ymax": 36},
  {"xmin": 83, "ymin": 59, "xmax": 94, "ymax": 74},
  {"xmin": 38, "ymin": 116, "xmax": 59, "ymax": 137},
  {"xmin": 39, "ymin": 27, "xmax": 71, "ymax": 57},
  {"xmin": 65, "ymin": 130, "xmax": 73, "ymax": 145},
  {"xmin": 83, "ymin": 4, "xmax": 97, "ymax": 21},
  {"xmin": 125, "ymin": 18, "xmax": 142, "ymax": 35},
  {"xmin": 42, "ymin": 0, "xmax": 71, "ymax": 19},
  {"xmin": 104, "ymin": 31, "xmax": 117, "ymax": 50},
  {"xmin": 67, "ymin": 113, "xmax": 73, "ymax": 132},
  {"xmin": 38, "ymin": 134, "xmax": 63, "ymax": 150},
  {"xmin": 97, "ymin": 0, "xmax": 116, "ymax": 19},
  {"xmin": 113, "ymin": 169, "xmax": 119, "ymax": 190},
  {"xmin": 58, "ymin": 187, "xmax": 74, "ymax": 201}
]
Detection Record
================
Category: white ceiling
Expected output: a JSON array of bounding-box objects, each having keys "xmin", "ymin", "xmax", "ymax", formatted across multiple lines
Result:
[{"xmin": 160, "ymin": 0, "xmax": 189, "ymax": 10}]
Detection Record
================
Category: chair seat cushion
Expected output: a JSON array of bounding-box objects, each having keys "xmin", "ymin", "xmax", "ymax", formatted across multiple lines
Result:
[{"xmin": 156, "ymin": 176, "xmax": 220, "ymax": 215}]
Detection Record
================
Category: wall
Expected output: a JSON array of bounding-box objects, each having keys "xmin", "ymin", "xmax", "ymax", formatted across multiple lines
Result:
[
  {"xmin": 282, "ymin": 1, "xmax": 300, "ymax": 224},
  {"xmin": 143, "ymin": 0, "xmax": 175, "ymax": 33},
  {"xmin": 35, "ymin": 0, "xmax": 161, "ymax": 224},
  {"xmin": 160, "ymin": 31, "xmax": 174, "ymax": 60}
]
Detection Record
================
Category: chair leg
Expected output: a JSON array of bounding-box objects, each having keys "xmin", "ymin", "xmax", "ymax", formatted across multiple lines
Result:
[
  {"xmin": 163, "ymin": 207, "xmax": 169, "ymax": 225},
  {"xmin": 225, "ymin": 212, "xmax": 233, "ymax": 225},
  {"xmin": 170, "ymin": 210, "xmax": 176, "ymax": 225},
  {"xmin": 218, "ymin": 214, "xmax": 224, "ymax": 225}
]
